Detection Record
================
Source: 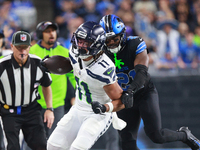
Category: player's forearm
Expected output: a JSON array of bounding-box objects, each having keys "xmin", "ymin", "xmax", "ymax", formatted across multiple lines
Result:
[
  {"xmin": 128, "ymin": 64, "xmax": 150, "ymax": 93},
  {"xmin": 105, "ymin": 100, "xmax": 125, "ymax": 112},
  {"xmin": 42, "ymin": 86, "xmax": 53, "ymax": 108}
]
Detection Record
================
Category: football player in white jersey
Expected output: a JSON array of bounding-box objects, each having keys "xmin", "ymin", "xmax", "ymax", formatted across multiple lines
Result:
[{"xmin": 47, "ymin": 21, "xmax": 133, "ymax": 150}]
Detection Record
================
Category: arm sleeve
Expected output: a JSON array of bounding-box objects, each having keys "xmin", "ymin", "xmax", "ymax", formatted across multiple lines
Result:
[
  {"xmin": 127, "ymin": 64, "xmax": 150, "ymax": 93},
  {"xmin": 40, "ymin": 72, "xmax": 52, "ymax": 87}
]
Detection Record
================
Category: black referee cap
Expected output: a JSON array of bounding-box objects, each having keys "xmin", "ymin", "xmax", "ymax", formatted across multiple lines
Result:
[{"xmin": 12, "ymin": 31, "xmax": 31, "ymax": 46}]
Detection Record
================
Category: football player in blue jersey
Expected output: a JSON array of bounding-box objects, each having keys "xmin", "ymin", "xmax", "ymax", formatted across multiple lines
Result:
[{"xmin": 99, "ymin": 14, "xmax": 200, "ymax": 150}]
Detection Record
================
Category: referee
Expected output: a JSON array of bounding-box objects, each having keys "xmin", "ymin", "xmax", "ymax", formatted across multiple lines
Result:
[{"xmin": 0, "ymin": 31, "xmax": 54, "ymax": 150}]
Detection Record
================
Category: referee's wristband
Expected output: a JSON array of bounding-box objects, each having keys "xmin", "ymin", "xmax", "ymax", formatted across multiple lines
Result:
[
  {"xmin": 106, "ymin": 102, "xmax": 114, "ymax": 113},
  {"xmin": 46, "ymin": 107, "xmax": 54, "ymax": 112}
]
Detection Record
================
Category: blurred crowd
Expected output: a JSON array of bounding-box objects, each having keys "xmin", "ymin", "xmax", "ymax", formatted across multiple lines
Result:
[{"xmin": 1, "ymin": 0, "xmax": 200, "ymax": 75}]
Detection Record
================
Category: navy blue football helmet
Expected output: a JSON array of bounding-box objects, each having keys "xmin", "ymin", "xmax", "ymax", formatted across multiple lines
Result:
[
  {"xmin": 71, "ymin": 21, "xmax": 106, "ymax": 59},
  {"xmin": 99, "ymin": 14, "xmax": 126, "ymax": 53}
]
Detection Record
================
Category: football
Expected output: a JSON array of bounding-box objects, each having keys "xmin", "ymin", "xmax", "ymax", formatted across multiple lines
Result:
[{"xmin": 43, "ymin": 55, "xmax": 72, "ymax": 75}]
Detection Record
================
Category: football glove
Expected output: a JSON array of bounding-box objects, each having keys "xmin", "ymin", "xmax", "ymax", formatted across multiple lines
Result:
[
  {"xmin": 91, "ymin": 101, "xmax": 106, "ymax": 114},
  {"xmin": 121, "ymin": 91, "xmax": 133, "ymax": 108}
]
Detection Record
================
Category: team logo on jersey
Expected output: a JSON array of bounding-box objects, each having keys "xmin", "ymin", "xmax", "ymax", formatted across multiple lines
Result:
[
  {"xmin": 104, "ymin": 67, "xmax": 114, "ymax": 77},
  {"xmin": 79, "ymin": 71, "xmax": 81, "ymax": 75},
  {"xmin": 114, "ymin": 53, "xmax": 124, "ymax": 69},
  {"xmin": 20, "ymin": 34, "xmax": 27, "ymax": 41}
]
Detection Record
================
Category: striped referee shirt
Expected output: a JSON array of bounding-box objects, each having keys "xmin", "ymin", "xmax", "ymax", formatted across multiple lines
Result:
[{"xmin": 0, "ymin": 54, "xmax": 52, "ymax": 107}]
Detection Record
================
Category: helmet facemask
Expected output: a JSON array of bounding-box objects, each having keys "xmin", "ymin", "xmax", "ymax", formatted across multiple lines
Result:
[
  {"xmin": 99, "ymin": 14, "xmax": 127, "ymax": 54},
  {"xmin": 71, "ymin": 21, "xmax": 106, "ymax": 60},
  {"xmin": 105, "ymin": 33, "xmax": 124, "ymax": 54},
  {"xmin": 71, "ymin": 34, "xmax": 92, "ymax": 59},
  {"xmin": 71, "ymin": 32, "xmax": 106, "ymax": 60}
]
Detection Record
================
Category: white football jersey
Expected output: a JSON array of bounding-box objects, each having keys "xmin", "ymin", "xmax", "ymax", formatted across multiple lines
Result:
[{"xmin": 69, "ymin": 49, "xmax": 117, "ymax": 111}]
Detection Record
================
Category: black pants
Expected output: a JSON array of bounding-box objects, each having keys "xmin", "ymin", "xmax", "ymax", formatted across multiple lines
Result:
[
  {"xmin": 1, "ymin": 101, "xmax": 47, "ymax": 150},
  {"xmin": 117, "ymin": 85, "xmax": 185, "ymax": 150},
  {"xmin": 41, "ymin": 105, "xmax": 65, "ymax": 139},
  {"xmin": 22, "ymin": 105, "xmax": 65, "ymax": 150}
]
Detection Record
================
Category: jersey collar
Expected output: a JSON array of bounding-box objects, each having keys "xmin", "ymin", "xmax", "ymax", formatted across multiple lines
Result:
[
  {"xmin": 37, "ymin": 40, "xmax": 58, "ymax": 50},
  {"xmin": 11, "ymin": 54, "xmax": 30, "ymax": 69}
]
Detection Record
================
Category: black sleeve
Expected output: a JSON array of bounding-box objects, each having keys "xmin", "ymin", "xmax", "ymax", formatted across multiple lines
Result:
[
  {"xmin": 40, "ymin": 72, "xmax": 52, "ymax": 87},
  {"xmin": 127, "ymin": 64, "xmax": 150, "ymax": 93}
]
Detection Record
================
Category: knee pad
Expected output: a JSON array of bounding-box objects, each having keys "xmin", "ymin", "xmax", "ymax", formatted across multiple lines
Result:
[
  {"xmin": 145, "ymin": 129, "xmax": 165, "ymax": 144},
  {"xmin": 82, "ymin": 118, "xmax": 101, "ymax": 136}
]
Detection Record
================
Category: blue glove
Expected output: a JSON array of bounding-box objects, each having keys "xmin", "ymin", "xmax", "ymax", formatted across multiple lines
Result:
[
  {"xmin": 121, "ymin": 91, "xmax": 133, "ymax": 108},
  {"xmin": 91, "ymin": 101, "xmax": 106, "ymax": 114}
]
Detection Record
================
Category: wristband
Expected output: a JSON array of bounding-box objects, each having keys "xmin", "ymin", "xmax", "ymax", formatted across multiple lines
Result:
[
  {"xmin": 106, "ymin": 102, "xmax": 114, "ymax": 113},
  {"xmin": 46, "ymin": 107, "xmax": 54, "ymax": 112}
]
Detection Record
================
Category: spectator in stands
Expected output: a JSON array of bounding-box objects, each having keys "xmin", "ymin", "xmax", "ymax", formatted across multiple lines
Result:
[
  {"xmin": 134, "ymin": 10, "xmax": 158, "ymax": 65},
  {"xmin": 96, "ymin": 1, "xmax": 116, "ymax": 16},
  {"xmin": 62, "ymin": 16, "xmax": 84, "ymax": 49},
  {"xmin": 178, "ymin": 22, "xmax": 189, "ymax": 45},
  {"xmin": 75, "ymin": 0, "xmax": 101, "ymax": 22},
  {"xmin": 178, "ymin": 31, "xmax": 199, "ymax": 69},
  {"xmin": 117, "ymin": 0, "xmax": 134, "ymax": 16},
  {"xmin": 116, "ymin": 0, "xmax": 136, "ymax": 36},
  {"xmin": 157, "ymin": 0, "xmax": 175, "ymax": 20},
  {"xmin": 11, "ymin": 0, "xmax": 37, "ymax": 31},
  {"xmin": 156, "ymin": 19, "xmax": 180, "ymax": 69},
  {"xmin": 193, "ymin": 25, "xmax": 200, "ymax": 47},
  {"xmin": 174, "ymin": 1, "xmax": 196, "ymax": 32},
  {"xmin": 0, "ymin": 28, "xmax": 13, "ymax": 57},
  {"xmin": 132, "ymin": 0, "xmax": 157, "ymax": 14},
  {"xmin": 30, "ymin": 31, "xmax": 38, "ymax": 46},
  {"xmin": 0, "ymin": 0, "xmax": 21, "ymax": 41},
  {"xmin": 54, "ymin": 0, "xmax": 77, "ymax": 39}
]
